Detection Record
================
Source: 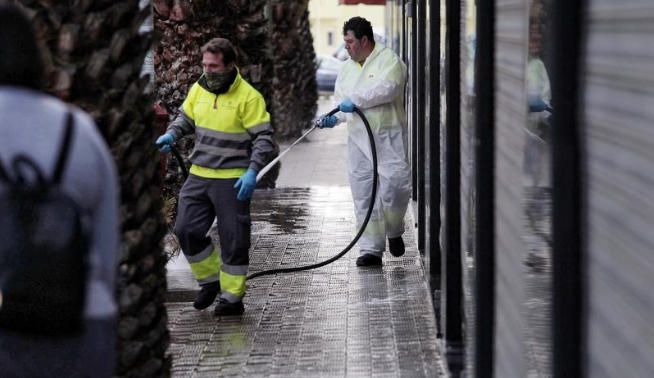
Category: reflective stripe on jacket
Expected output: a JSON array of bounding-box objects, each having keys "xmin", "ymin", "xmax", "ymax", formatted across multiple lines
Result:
[{"xmin": 167, "ymin": 72, "xmax": 275, "ymax": 179}]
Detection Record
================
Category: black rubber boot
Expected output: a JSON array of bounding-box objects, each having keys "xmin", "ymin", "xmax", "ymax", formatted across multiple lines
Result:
[
  {"xmin": 213, "ymin": 298, "xmax": 245, "ymax": 316},
  {"xmin": 193, "ymin": 281, "xmax": 220, "ymax": 310},
  {"xmin": 356, "ymin": 254, "xmax": 382, "ymax": 266},
  {"xmin": 388, "ymin": 236, "xmax": 405, "ymax": 257}
]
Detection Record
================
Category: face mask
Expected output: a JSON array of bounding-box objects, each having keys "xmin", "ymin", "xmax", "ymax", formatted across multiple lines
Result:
[{"xmin": 205, "ymin": 70, "xmax": 233, "ymax": 91}]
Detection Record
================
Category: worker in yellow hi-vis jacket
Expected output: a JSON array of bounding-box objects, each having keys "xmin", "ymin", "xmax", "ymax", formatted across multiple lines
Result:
[
  {"xmin": 156, "ymin": 38, "xmax": 274, "ymax": 316},
  {"xmin": 317, "ymin": 17, "xmax": 411, "ymax": 267}
]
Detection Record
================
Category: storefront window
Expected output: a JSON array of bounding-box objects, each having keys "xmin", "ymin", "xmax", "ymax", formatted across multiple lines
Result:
[
  {"xmin": 522, "ymin": 0, "xmax": 553, "ymax": 375},
  {"xmin": 461, "ymin": 0, "xmax": 477, "ymax": 374}
]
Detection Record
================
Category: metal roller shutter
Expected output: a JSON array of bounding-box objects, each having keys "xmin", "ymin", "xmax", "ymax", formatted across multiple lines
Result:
[
  {"xmin": 582, "ymin": 2, "xmax": 654, "ymax": 377},
  {"xmin": 494, "ymin": 0, "xmax": 528, "ymax": 377}
]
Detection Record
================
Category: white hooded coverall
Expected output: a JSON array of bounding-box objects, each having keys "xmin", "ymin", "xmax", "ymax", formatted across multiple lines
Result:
[{"xmin": 334, "ymin": 43, "xmax": 411, "ymax": 258}]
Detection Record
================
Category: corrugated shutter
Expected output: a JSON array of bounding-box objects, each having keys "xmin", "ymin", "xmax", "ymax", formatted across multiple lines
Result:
[
  {"xmin": 494, "ymin": 0, "xmax": 528, "ymax": 377},
  {"xmin": 582, "ymin": 2, "xmax": 654, "ymax": 377}
]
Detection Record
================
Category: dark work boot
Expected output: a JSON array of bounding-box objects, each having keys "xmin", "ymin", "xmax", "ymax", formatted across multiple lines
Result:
[
  {"xmin": 356, "ymin": 254, "xmax": 382, "ymax": 266},
  {"xmin": 388, "ymin": 236, "xmax": 405, "ymax": 257},
  {"xmin": 213, "ymin": 298, "xmax": 245, "ymax": 316},
  {"xmin": 193, "ymin": 281, "xmax": 220, "ymax": 310}
]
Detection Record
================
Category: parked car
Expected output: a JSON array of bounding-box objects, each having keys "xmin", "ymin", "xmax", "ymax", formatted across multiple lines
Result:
[{"xmin": 316, "ymin": 55, "xmax": 343, "ymax": 93}]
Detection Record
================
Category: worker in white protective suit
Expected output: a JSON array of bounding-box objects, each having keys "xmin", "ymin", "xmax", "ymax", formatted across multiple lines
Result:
[
  {"xmin": 317, "ymin": 16, "xmax": 410, "ymax": 266},
  {"xmin": 524, "ymin": 35, "xmax": 552, "ymax": 188}
]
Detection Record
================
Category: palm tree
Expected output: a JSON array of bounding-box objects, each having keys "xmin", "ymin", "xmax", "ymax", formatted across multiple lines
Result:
[
  {"xmin": 154, "ymin": 0, "xmax": 273, "ymax": 119},
  {"xmin": 270, "ymin": 0, "xmax": 318, "ymax": 139}
]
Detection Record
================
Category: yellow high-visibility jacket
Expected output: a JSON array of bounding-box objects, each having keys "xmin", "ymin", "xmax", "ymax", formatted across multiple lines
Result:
[{"xmin": 167, "ymin": 72, "xmax": 274, "ymax": 179}]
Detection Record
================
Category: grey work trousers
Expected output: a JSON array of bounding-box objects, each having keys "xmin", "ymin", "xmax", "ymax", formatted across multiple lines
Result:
[{"xmin": 174, "ymin": 174, "xmax": 251, "ymax": 292}]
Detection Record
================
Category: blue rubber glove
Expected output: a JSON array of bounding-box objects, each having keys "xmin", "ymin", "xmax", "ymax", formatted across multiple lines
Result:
[
  {"xmin": 338, "ymin": 99, "xmax": 355, "ymax": 113},
  {"xmin": 155, "ymin": 133, "xmax": 175, "ymax": 153},
  {"xmin": 318, "ymin": 115, "xmax": 338, "ymax": 128},
  {"xmin": 234, "ymin": 168, "xmax": 257, "ymax": 201},
  {"xmin": 528, "ymin": 95, "xmax": 548, "ymax": 113}
]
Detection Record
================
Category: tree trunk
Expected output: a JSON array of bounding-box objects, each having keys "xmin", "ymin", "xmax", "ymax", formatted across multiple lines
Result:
[
  {"xmin": 154, "ymin": 0, "xmax": 272, "ymax": 116},
  {"xmin": 15, "ymin": 0, "xmax": 170, "ymax": 376},
  {"xmin": 270, "ymin": 0, "xmax": 318, "ymax": 139}
]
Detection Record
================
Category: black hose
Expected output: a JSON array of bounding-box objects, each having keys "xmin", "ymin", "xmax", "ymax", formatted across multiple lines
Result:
[
  {"xmin": 167, "ymin": 107, "xmax": 378, "ymax": 280},
  {"xmin": 170, "ymin": 144, "xmax": 189, "ymax": 179},
  {"xmin": 246, "ymin": 107, "xmax": 377, "ymax": 280}
]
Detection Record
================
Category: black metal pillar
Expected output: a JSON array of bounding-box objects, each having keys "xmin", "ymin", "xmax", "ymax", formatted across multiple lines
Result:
[
  {"xmin": 426, "ymin": 0, "xmax": 441, "ymax": 292},
  {"xmin": 551, "ymin": 0, "xmax": 585, "ymax": 376},
  {"xmin": 401, "ymin": 0, "xmax": 407, "ymax": 63},
  {"xmin": 410, "ymin": 0, "xmax": 418, "ymax": 201},
  {"xmin": 473, "ymin": 0, "xmax": 495, "ymax": 375},
  {"xmin": 425, "ymin": 0, "xmax": 443, "ymax": 340},
  {"xmin": 442, "ymin": 0, "xmax": 463, "ymax": 372}
]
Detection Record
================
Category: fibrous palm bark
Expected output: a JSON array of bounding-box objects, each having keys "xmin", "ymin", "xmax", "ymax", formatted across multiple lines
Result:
[
  {"xmin": 270, "ymin": 0, "xmax": 318, "ymax": 139},
  {"xmin": 153, "ymin": 0, "xmax": 273, "ymax": 112}
]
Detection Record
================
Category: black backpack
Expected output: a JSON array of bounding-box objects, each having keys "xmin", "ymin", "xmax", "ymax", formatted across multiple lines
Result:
[{"xmin": 0, "ymin": 111, "xmax": 90, "ymax": 336}]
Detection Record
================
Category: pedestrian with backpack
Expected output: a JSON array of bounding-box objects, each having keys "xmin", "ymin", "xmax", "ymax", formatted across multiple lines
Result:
[{"xmin": 0, "ymin": 2, "xmax": 120, "ymax": 377}]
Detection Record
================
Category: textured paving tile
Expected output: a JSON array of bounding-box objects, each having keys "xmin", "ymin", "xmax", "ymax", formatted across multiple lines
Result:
[
  {"xmin": 523, "ymin": 186, "xmax": 553, "ymax": 378},
  {"xmin": 166, "ymin": 187, "xmax": 444, "ymax": 377}
]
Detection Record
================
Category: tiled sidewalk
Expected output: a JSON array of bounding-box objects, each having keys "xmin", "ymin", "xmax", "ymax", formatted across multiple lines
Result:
[
  {"xmin": 165, "ymin": 98, "xmax": 444, "ymax": 377},
  {"xmin": 167, "ymin": 188, "xmax": 442, "ymax": 377}
]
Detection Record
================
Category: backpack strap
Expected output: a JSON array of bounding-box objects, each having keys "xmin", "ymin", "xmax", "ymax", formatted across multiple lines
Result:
[
  {"xmin": 0, "ymin": 156, "xmax": 9, "ymax": 183},
  {"xmin": 52, "ymin": 111, "xmax": 75, "ymax": 185}
]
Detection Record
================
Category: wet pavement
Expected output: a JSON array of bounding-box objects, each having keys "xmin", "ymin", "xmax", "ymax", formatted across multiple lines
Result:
[
  {"xmin": 165, "ymin": 98, "xmax": 444, "ymax": 377},
  {"xmin": 523, "ymin": 186, "xmax": 553, "ymax": 378},
  {"xmin": 274, "ymin": 97, "xmax": 349, "ymax": 188}
]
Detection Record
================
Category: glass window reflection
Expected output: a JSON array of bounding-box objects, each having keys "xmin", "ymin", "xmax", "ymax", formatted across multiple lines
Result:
[
  {"xmin": 462, "ymin": 1, "xmax": 477, "ymax": 375},
  {"xmin": 523, "ymin": 0, "xmax": 553, "ymax": 376}
]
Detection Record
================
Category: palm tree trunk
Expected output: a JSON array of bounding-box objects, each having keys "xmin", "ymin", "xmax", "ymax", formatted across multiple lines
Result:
[
  {"xmin": 154, "ymin": 0, "xmax": 273, "ymax": 116},
  {"xmin": 270, "ymin": 0, "xmax": 318, "ymax": 139}
]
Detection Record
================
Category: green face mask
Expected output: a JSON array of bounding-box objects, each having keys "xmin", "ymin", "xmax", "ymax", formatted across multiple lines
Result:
[{"xmin": 205, "ymin": 70, "xmax": 234, "ymax": 92}]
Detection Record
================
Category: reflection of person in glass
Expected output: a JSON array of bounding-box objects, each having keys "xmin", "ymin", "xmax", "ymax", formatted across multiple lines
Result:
[
  {"xmin": 524, "ymin": 28, "xmax": 552, "ymax": 188},
  {"xmin": 527, "ymin": 37, "xmax": 551, "ymax": 115}
]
